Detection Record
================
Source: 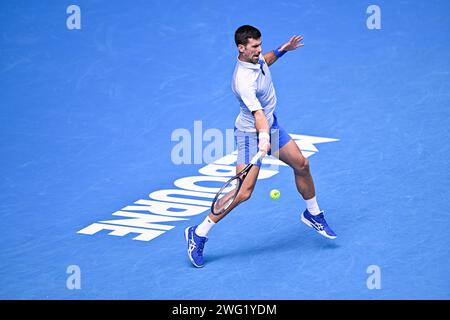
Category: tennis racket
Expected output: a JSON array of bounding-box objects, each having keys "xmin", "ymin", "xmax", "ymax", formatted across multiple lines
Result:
[{"xmin": 211, "ymin": 151, "xmax": 265, "ymax": 216}]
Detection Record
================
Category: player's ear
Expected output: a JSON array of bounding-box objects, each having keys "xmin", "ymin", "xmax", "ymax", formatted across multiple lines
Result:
[{"xmin": 238, "ymin": 44, "xmax": 245, "ymax": 53}]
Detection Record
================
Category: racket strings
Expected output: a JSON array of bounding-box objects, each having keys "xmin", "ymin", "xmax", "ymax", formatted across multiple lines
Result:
[{"xmin": 212, "ymin": 178, "xmax": 240, "ymax": 214}]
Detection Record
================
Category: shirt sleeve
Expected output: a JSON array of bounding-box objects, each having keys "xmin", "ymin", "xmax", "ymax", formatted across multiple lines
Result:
[{"xmin": 237, "ymin": 78, "xmax": 263, "ymax": 112}]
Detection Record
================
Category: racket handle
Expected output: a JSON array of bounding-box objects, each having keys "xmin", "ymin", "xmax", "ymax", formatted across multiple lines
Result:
[{"xmin": 250, "ymin": 151, "xmax": 265, "ymax": 165}]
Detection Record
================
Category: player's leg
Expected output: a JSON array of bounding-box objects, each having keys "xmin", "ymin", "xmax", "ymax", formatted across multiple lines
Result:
[
  {"xmin": 184, "ymin": 131, "xmax": 261, "ymax": 267},
  {"xmin": 200, "ymin": 129, "xmax": 261, "ymax": 228},
  {"xmin": 208, "ymin": 163, "xmax": 260, "ymax": 223},
  {"xmin": 274, "ymin": 134, "xmax": 337, "ymax": 239},
  {"xmin": 273, "ymin": 139, "xmax": 315, "ymax": 200}
]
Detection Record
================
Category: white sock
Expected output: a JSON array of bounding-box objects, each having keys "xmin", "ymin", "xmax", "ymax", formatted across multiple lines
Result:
[
  {"xmin": 195, "ymin": 216, "xmax": 216, "ymax": 237},
  {"xmin": 305, "ymin": 196, "xmax": 321, "ymax": 216}
]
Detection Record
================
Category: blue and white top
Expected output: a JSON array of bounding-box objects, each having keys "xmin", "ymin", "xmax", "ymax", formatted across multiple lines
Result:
[{"xmin": 231, "ymin": 53, "xmax": 277, "ymax": 132}]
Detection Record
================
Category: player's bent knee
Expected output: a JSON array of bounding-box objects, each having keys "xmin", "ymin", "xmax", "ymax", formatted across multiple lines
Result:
[
  {"xmin": 294, "ymin": 158, "xmax": 310, "ymax": 175},
  {"xmin": 237, "ymin": 188, "xmax": 253, "ymax": 203}
]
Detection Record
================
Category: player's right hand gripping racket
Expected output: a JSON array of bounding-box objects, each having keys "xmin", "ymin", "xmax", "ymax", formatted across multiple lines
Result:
[{"xmin": 211, "ymin": 151, "xmax": 265, "ymax": 216}]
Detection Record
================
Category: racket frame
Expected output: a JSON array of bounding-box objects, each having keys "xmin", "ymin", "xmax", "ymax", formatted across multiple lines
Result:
[{"xmin": 210, "ymin": 151, "xmax": 264, "ymax": 216}]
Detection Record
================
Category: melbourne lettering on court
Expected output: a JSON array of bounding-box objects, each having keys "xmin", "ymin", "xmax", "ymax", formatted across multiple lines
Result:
[{"xmin": 77, "ymin": 122, "xmax": 338, "ymax": 243}]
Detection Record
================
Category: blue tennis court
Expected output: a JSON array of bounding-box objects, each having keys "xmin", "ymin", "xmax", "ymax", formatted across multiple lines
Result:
[{"xmin": 1, "ymin": 0, "xmax": 449, "ymax": 299}]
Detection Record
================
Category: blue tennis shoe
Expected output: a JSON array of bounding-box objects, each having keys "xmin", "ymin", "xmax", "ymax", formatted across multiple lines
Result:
[
  {"xmin": 301, "ymin": 209, "xmax": 337, "ymax": 239},
  {"xmin": 185, "ymin": 226, "xmax": 208, "ymax": 268}
]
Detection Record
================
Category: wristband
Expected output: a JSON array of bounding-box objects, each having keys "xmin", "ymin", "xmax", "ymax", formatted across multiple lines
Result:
[
  {"xmin": 273, "ymin": 47, "xmax": 287, "ymax": 58},
  {"xmin": 258, "ymin": 131, "xmax": 270, "ymax": 141}
]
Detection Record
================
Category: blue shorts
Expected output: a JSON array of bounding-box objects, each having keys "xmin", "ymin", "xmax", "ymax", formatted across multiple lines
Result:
[{"xmin": 234, "ymin": 114, "xmax": 292, "ymax": 166}]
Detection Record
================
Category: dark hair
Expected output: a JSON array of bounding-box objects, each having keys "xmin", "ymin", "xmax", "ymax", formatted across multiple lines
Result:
[{"xmin": 234, "ymin": 25, "xmax": 261, "ymax": 46}]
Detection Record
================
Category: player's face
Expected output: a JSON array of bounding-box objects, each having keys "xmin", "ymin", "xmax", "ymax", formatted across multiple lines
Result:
[{"xmin": 239, "ymin": 38, "xmax": 262, "ymax": 64}]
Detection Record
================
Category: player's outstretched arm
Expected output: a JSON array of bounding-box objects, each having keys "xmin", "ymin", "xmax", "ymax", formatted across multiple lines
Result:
[{"xmin": 263, "ymin": 35, "xmax": 304, "ymax": 66}]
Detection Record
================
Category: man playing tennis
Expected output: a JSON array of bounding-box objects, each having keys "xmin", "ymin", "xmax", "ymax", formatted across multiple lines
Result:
[{"xmin": 185, "ymin": 25, "xmax": 336, "ymax": 268}]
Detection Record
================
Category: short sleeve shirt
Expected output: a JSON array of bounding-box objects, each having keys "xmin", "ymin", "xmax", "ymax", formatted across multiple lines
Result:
[{"xmin": 231, "ymin": 54, "xmax": 277, "ymax": 132}]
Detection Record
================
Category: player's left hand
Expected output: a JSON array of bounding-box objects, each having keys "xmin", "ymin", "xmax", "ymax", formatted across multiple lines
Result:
[{"xmin": 279, "ymin": 35, "xmax": 304, "ymax": 52}]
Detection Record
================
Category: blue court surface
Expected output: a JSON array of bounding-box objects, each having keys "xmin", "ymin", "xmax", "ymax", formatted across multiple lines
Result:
[{"xmin": 1, "ymin": 0, "xmax": 449, "ymax": 300}]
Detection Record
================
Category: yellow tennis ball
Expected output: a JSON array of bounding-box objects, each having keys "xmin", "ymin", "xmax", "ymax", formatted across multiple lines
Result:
[{"xmin": 270, "ymin": 189, "xmax": 280, "ymax": 199}]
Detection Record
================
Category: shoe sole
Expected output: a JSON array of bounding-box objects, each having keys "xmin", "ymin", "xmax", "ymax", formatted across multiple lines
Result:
[
  {"xmin": 301, "ymin": 213, "xmax": 337, "ymax": 240},
  {"xmin": 185, "ymin": 227, "xmax": 204, "ymax": 268}
]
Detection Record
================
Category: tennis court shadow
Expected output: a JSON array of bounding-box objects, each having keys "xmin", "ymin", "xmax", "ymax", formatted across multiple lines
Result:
[{"xmin": 206, "ymin": 229, "xmax": 341, "ymax": 264}]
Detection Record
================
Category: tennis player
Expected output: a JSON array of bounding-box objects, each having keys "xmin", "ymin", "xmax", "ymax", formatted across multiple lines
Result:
[{"xmin": 185, "ymin": 25, "xmax": 336, "ymax": 268}]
